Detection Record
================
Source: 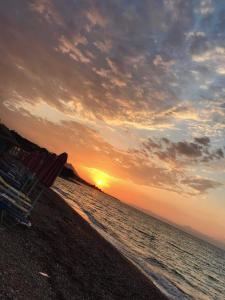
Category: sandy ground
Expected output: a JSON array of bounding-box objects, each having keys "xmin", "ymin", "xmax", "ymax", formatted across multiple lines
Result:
[{"xmin": 0, "ymin": 188, "xmax": 168, "ymax": 300}]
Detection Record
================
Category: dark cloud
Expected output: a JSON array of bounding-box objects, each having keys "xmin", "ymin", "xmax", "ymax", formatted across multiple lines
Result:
[
  {"xmin": 194, "ymin": 137, "xmax": 210, "ymax": 146},
  {"xmin": 189, "ymin": 33, "xmax": 209, "ymax": 55},
  {"xmin": 175, "ymin": 141, "xmax": 202, "ymax": 157},
  {"xmin": 181, "ymin": 178, "xmax": 222, "ymax": 193},
  {"xmin": 142, "ymin": 136, "xmax": 224, "ymax": 165}
]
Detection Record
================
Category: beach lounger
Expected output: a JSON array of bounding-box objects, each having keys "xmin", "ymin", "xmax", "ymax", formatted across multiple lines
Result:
[
  {"xmin": 0, "ymin": 156, "xmax": 30, "ymax": 190},
  {"xmin": 0, "ymin": 152, "xmax": 67, "ymax": 226}
]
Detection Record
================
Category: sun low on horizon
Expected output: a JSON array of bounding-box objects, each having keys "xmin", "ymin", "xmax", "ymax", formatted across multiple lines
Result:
[
  {"xmin": 79, "ymin": 167, "xmax": 113, "ymax": 190},
  {"xmin": 0, "ymin": 0, "xmax": 225, "ymax": 247},
  {"xmin": 96, "ymin": 178, "xmax": 104, "ymax": 188}
]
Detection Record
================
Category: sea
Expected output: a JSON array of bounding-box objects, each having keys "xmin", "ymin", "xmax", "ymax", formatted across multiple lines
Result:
[{"xmin": 53, "ymin": 178, "xmax": 225, "ymax": 300}]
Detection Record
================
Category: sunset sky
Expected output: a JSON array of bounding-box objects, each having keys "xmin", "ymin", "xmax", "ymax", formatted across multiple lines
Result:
[{"xmin": 0, "ymin": 0, "xmax": 225, "ymax": 245}]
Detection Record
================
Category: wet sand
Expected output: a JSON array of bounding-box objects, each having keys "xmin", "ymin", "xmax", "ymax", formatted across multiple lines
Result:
[{"xmin": 0, "ymin": 188, "xmax": 168, "ymax": 299}]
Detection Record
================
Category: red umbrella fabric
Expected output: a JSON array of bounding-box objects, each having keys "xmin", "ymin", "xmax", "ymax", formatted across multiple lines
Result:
[
  {"xmin": 20, "ymin": 151, "xmax": 67, "ymax": 188},
  {"xmin": 26, "ymin": 152, "xmax": 40, "ymax": 172},
  {"xmin": 37, "ymin": 153, "xmax": 57, "ymax": 184},
  {"xmin": 20, "ymin": 152, "xmax": 29, "ymax": 163},
  {"xmin": 42, "ymin": 152, "xmax": 67, "ymax": 187},
  {"xmin": 31, "ymin": 152, "xmax": 48, "ymax": 174},
  {"xmin": 22, "ymin": 153, "xmax": 33, "ymax": 167}
]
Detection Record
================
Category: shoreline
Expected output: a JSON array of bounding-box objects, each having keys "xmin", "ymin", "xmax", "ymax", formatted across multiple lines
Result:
[
  {"xmin": 0, "ymin": 188, "xmax": 168, "ymax": 299},
  {"xmin": 54, "ymin": 184, "xmax": 191, "ymax": 300},
  {"xmin": 54, "ymin": 186, "xmax": 172, "ymax": 298}
]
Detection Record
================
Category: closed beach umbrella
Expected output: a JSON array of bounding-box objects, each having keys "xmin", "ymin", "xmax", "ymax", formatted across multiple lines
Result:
[
  {"xmin": 42, "ymin": 152, "xmax": 67, "ymax": 187},
  {"xmin": 22, "ymin": 153, "xmax": 33, "ymax": 167},
  {"xmin": 26, "ymin": 152, "xmax": 40, "ymax": 172},
  {"xmin": 37, "ymin": 153, "xmax": 57, "ymax": 183},
  {"xmin": 20, "ymin": 152, "xmax": 29, "ymax": 163},
  {"xmin": 31, "ymin": 152, "xmax": 48, "ymax": 174}
]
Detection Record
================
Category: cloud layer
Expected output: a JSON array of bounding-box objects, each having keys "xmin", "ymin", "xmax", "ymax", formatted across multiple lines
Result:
[{"xmin": 0, "ymin": 0, "xmax": 225, "ymax": 196}]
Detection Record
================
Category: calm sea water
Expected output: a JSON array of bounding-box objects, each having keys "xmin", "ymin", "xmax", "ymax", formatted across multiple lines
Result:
[{"xmin": 53, "ymin": 178, "xmax": 225, "ymax": 300}]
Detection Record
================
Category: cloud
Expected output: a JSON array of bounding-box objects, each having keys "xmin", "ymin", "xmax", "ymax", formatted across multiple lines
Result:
[
  {"xmin": 216, "ymin": 66, "xmax": 225, "ymax": 75},
  {"xmin": 86, "ymin": 8, "xmax": 107, "ymax": 27},
  {"xmin": 181, "ymin": 178, "xmax": 222, "ymax": 193},
  {"xmin": 57, "ymin": 36, "xmax": 93, "ymax": 64},
  {"xmin": 192, "ymin": 47, "xmax": 225, "ymax": 63},
  {"xmin": 196, "ymin": 0, "xmax": 214, "ymax": 16},
  {"xmin": 142, "ymin": 136, "xmax": 224, "ymax": 165},
  {"xmin": 94, "ymin": 40, "xmax": 112, "ymax": 53},
  {"xmin": 30, "ymin": 0, "xmax": 63, "ymax": 26},
  {"xmin": 110, "ymin": 78, "xmax": 127, "ymax": 87},
  {"xmin": 1, "ymin": 0, "xmax": 225, "ymax": 197},
  {"xmin": 106, "ymin": 58, "xmax": 119, "ymax": 74},
  {"xmin": 188, "ymin": 32, "xmax": 209, "ymax": 56},
  {"xmin": 194, "ymin": 137, "xmax": 210, "ymax": 146},
  {"xmin": 1, "ymin": 0, "xmax": 222, "ymax": 133},
  {"xmin": 2, "ymin": 93, "xmax": 223, "ymax": 196},
  {"xmin": 153, "ymin": 55, "xmax": 175, "ymax": 71}
]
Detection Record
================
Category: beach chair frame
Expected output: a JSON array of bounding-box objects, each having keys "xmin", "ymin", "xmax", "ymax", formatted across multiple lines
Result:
[{"xmin": 0, "ymin": 152, "xmax": 67, "ymax": 226}]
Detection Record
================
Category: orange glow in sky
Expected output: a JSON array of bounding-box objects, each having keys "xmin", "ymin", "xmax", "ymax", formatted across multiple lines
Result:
[
  {"xmin": 80, "ymin": 167, "xmax": 114, "ymax": 190},
  {"xmin": 96, "ymin": 178, "xmax": 105, "ymax": 188},
  {"xmin": 1, "ymin": 0, "xmax": 225, "ymax": 248}
]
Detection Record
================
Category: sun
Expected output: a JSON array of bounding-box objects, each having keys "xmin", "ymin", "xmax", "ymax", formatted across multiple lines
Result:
[
  {"xmin": 81, "ymin": 167, "xmax": 113, "ymax": 190},
  {"xmin": 95, "ymin": 178, "xmax": 106, "ymax": 188}
]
